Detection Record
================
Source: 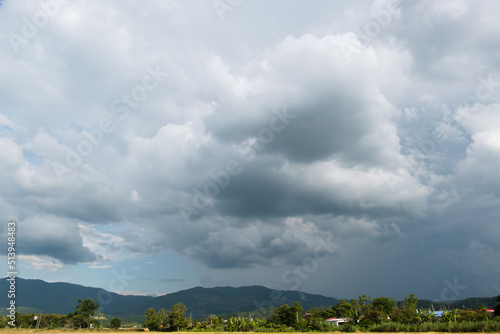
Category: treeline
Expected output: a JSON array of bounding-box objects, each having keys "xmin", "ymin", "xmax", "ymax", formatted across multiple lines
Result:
[
  {"xmin": 2, "ymin": 297, "xmax": 121, "ymax": 329},
  {"xmin": 5, "ymin": 294, "xmax": 500, "ymax": 332},
  {"xmin": 144, "ymin": 295, "xmax": 500, "ymax": 332}
]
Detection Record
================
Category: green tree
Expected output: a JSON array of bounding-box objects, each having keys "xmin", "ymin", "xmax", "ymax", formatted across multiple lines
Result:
[
  {"xmin": 307, "ymin": 306, "xmax": 329, "ymax": 320},
  {"xmin": 41, "ymin": 314, "xmax": 67, "ymax": 329},
  {"xmin": 66, "ymin": 298, "xmax": 99, "ymax": 329},
  {"xmin": 157, "ymin": 308, "xmax": 168, "ymax": 328},
  {"xmin": 72, "ymin": 314, "xmax": 90, "ymax": 328},
  {"xmin": 291, "ymin": 302, "xmax": 306, "ymax": 329},
  {"xmin": 206, "ymin": 314, "xmax": 221, "ymax": 326},
  {"xmin": 474, "ymin": 306, "xmax": 490, "ymax": 321},
  {"xmin": 144, "ymin": 308, "xmax": 160, "ymax": 331},
  {"xmin": 441, "ymin": 309, "xmax": 461, "ymax": 323},
  {"xmin": 363, "ymin": 309, "xmax": 384, "ymax": 324},
  {"xmin": 358, "ymin": 294, "xmax": 372, "ymax": 313},
  {"xmin": 0, "ymin": 315, "xmax": 9, "ymax": 327},
  {"xmin": 110, "ymin": 318, "xmax": 121, "ymax": 329},
  {"xmin": 333, "ymin": 300, "xmax": 355, "ymax": 318},
  {"xmin": 404, "ymin": 294, "xmax": 418, "ymax": 311},
  {"xmin": 16, "ymin": 313, "xmax": 37, "ymax": 328},
  {"xmin": 74, "ymin": 298, "xmax": 100, "ymax": 317},
  {"xmin": 416, "ymin": 309, "xmax": 436, "ymax": 324},
  {"xmin": 372, "ymin": 297, "xmax": 396, "ymax": 316},
  {"xmin": 168, "ymin": 302, "xmax": 188, "ymax": 331},
  {"xmin": 350, "ymin": 298, "xmax": 361, "ymax": 320},
  {"xmin": 272, "ymin": 302, "xmax": 303, "ymax": 328},
  {"xmin": 494, "ymin": 295, "xmax": 500, "ymax": 317},
  {"xmin": 399, "ymin": 294, "xmax": 418, "ymax": 323},
  {"xmin": 273, "ymin": 304, "xmax": 291, "ymax": 326}
]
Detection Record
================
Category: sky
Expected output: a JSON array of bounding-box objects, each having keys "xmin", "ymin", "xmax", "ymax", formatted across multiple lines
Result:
[{"xmin": 0, "ymin": 0, "xmax": 500, "ymax": 304}]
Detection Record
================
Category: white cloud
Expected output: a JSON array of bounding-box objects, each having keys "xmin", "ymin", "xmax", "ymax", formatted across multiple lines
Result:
[
  {"xmin": 88, "ymin": 264, "xmax": 113, "ymax": 269},
  {"xmin": 18, "ymin": 255, "xmax": 63, "ymax": 272},
  {"xmin": 456, "ymin": 103, "xmax": 500, "ymax": 195},
  {"xmin": 0, "ymin": 0, "xmax": 499, "ymax": 299}
]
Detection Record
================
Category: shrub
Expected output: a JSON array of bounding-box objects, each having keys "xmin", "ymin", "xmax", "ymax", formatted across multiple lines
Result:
[{"xmin": 110, "ymin": 317, "xmax": 121, "ymax": 329}]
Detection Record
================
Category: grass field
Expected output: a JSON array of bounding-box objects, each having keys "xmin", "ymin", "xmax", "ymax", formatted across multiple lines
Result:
[{"xmin": 1, "ymin": 331, "xmax": 497, "ymax": 334}]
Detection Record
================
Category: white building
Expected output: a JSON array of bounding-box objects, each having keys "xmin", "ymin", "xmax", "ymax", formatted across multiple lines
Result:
[{"xmin": 326, "ymin": 317, "xmax": 349, "ymax": 326}]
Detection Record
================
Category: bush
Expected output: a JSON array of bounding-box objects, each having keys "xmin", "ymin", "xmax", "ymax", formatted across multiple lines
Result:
[
  {"xmin": 358, "ymin": 318, "xmax": 375, "ymax": 328},
  {"xmin": 110, "ymin": 317, "xmax": 121, "ymax": 329},
  {"xmin": 71, "ymin": 314, "xmax": 90, "ymax": 328}
]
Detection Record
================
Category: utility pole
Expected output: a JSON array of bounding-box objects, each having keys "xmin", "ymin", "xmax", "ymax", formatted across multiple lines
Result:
[{"xmin": 35, "ymin": 310, "xmax": 42, "ymax": 330}]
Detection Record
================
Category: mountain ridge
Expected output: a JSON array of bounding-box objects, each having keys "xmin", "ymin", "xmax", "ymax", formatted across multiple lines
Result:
[
  {"xmin": 1, "ymin": 277, "xmax": 497, "ymax": 319},
  {"xmin": 0, "ymin": 277, "xmax": 338, "ymax": 318}
]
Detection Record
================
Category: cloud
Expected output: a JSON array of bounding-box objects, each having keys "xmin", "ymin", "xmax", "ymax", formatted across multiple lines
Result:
[
  {"xmin": 17, "ymin": 255, "xmax": 63, "ymax": 272},
  {"xmin": 157, "ymin": 278, "xmax": 187, "ymax": 283},
  {"xmin": 0, "ymin": 0, "xmax": 499, "ymax": 299},
  {"xmin": 89, "ymin": 264, "xmax": 113, "ymax": 269},
  {"xmin": 18, "ymin": 215, "xmax": 100, "ymax": 265},
  {"xmin": 455, "ymin": 103, "xmax": 500, "ymax": 197}
]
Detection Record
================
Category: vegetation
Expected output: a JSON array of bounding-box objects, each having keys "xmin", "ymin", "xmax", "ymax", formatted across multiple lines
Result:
[
  {"xmin": 110, "ymin": 317, "xmax": 121, "ymax": 329},
  {"xmin": 495, "ymin": 295, "xmax": 500, "ymax": 317},
  {"xmin": 4, "ymin": 294, "xmax": 500, "ymax": 332},
  {"xmin": 140, "ymin": 293, "xmax": 500, "ymax": 332},
  {"xmin": 66, "ymin": 297, "xmax": 100, "ymax": 328},
  {"xmin": 144, "ymin": 302, "xmax": 190, "ymax": 331}
]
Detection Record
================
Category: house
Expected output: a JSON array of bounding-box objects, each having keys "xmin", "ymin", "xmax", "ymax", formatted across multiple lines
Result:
[{"xmin": 326, "ymin": 317, "xmax": 349, "ymax": 326}]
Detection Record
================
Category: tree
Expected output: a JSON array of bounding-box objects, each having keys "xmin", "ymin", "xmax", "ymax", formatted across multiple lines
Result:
[
  {"xmin": 157, "ymin": 308, "xmax": 168, "ymax": 328},
  {"xmin": 474, "ymin": 306, "xmax": 490, "ymax": 321},
  {"xmin": 494, "ymin": 295, "xmax": 500, "ymax": 317},
  {"xmin": 206, "ymin": 314, "xmax": 221, "ymax": 326},
  {"xmin": 144, "ymin": 308, "xmax": 160, "ymax": 331},
  {"xmin": 168, "ymin": 302, "xmax": 188, "ymax": 331},
  {"xmin": 110, "ymin": 318, "xmax": 121, "ymax": 329},
  {"xmin": 416, "ymin": 309, "xmax": 436, "ymax": 324},
  {"xmin": 332, "ymin": 300, "xmax": 355, "ymax": 318},
  {"xmin": 67, "ymin": 298, "xmax": 99, "ymax": 329},
  {"xmin": 363, "ymin": 309, "xmax": 384, "ymax": 324},
  {"xmin": 404, "ymin": 294, "xmax": 418, "ymax": 312},
  {"xmin": 16, "ymin": 313, "xmax": 37, "ymax": 328},
  {"xmin": 358, "ymin": 295, "xmax": 372, "ymax": 313},
  {"xmin": 273, "ymin": 304, "xmax": 291, "ymax": 326},
  {"xmin": 350, "ymin": 299, "xmax": 361, "ymax": 320},
  {"xmin": 372, "ymin": 297, "xmax": 397, "ymax": 316},
  {"xmin": 74, "ymin": 298, "xmax": 99, "ymax": 317},
  {"xmin": 399, "ymin": 294, "xmax": 418, "ymax": 323},
  {"xmin": 290, "ymin": 302, "xmax": 304, "ymax": 327},
  {"xmin": 441, "ymin": 309, "xmax": 461, "ymax": 323},
  {"xmin": 72, "ymin": 314, "xmax": 90, "ymax": 328},
  {"xmin": 272, "ymin": 302, "xmax": 304, "ymax": 328}
]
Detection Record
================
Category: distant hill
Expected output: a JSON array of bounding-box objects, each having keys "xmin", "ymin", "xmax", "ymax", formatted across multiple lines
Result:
[
  {"xmin": 400, "ymin": 297, "xmax": 497, "ymax": 311},
  {"xmin": 146, "ymin": 285, "xmax": 339, "ymax": 318},
  {"xmin": 433, "ymin": 297, "xmax": 496, "ymax": 310},
  {"xmin": 0, "ymin": 278, "xmax": 338, "ymax": 319},
  {"xmin": 2, "ymin": 278, "xmax": 495, "ymax": 320},
  {"xmin": 0, "ymin": 277, "xmax": 154, "ymax": 316}
]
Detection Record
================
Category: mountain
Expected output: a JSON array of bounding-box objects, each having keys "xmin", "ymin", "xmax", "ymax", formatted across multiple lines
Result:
[
  {"xmin": 0, "ymin": 277, "xmax": 154, "ymax": 316},
  {"xmin": 0, "ymin": 277, "xmax": 338, "ymax": 319},
  {"xmin": 5, "ymin": 277, "xmax": 494, "ymax": 320},
  {"xmin": 145, "ymin": 285, "xmax": 339, "ymax": 318}
]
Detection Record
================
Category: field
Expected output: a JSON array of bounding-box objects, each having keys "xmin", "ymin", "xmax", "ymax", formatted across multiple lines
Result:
[{"xmin": 1, "ymin": 331, "xmax": 498, "ymax": 334}]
